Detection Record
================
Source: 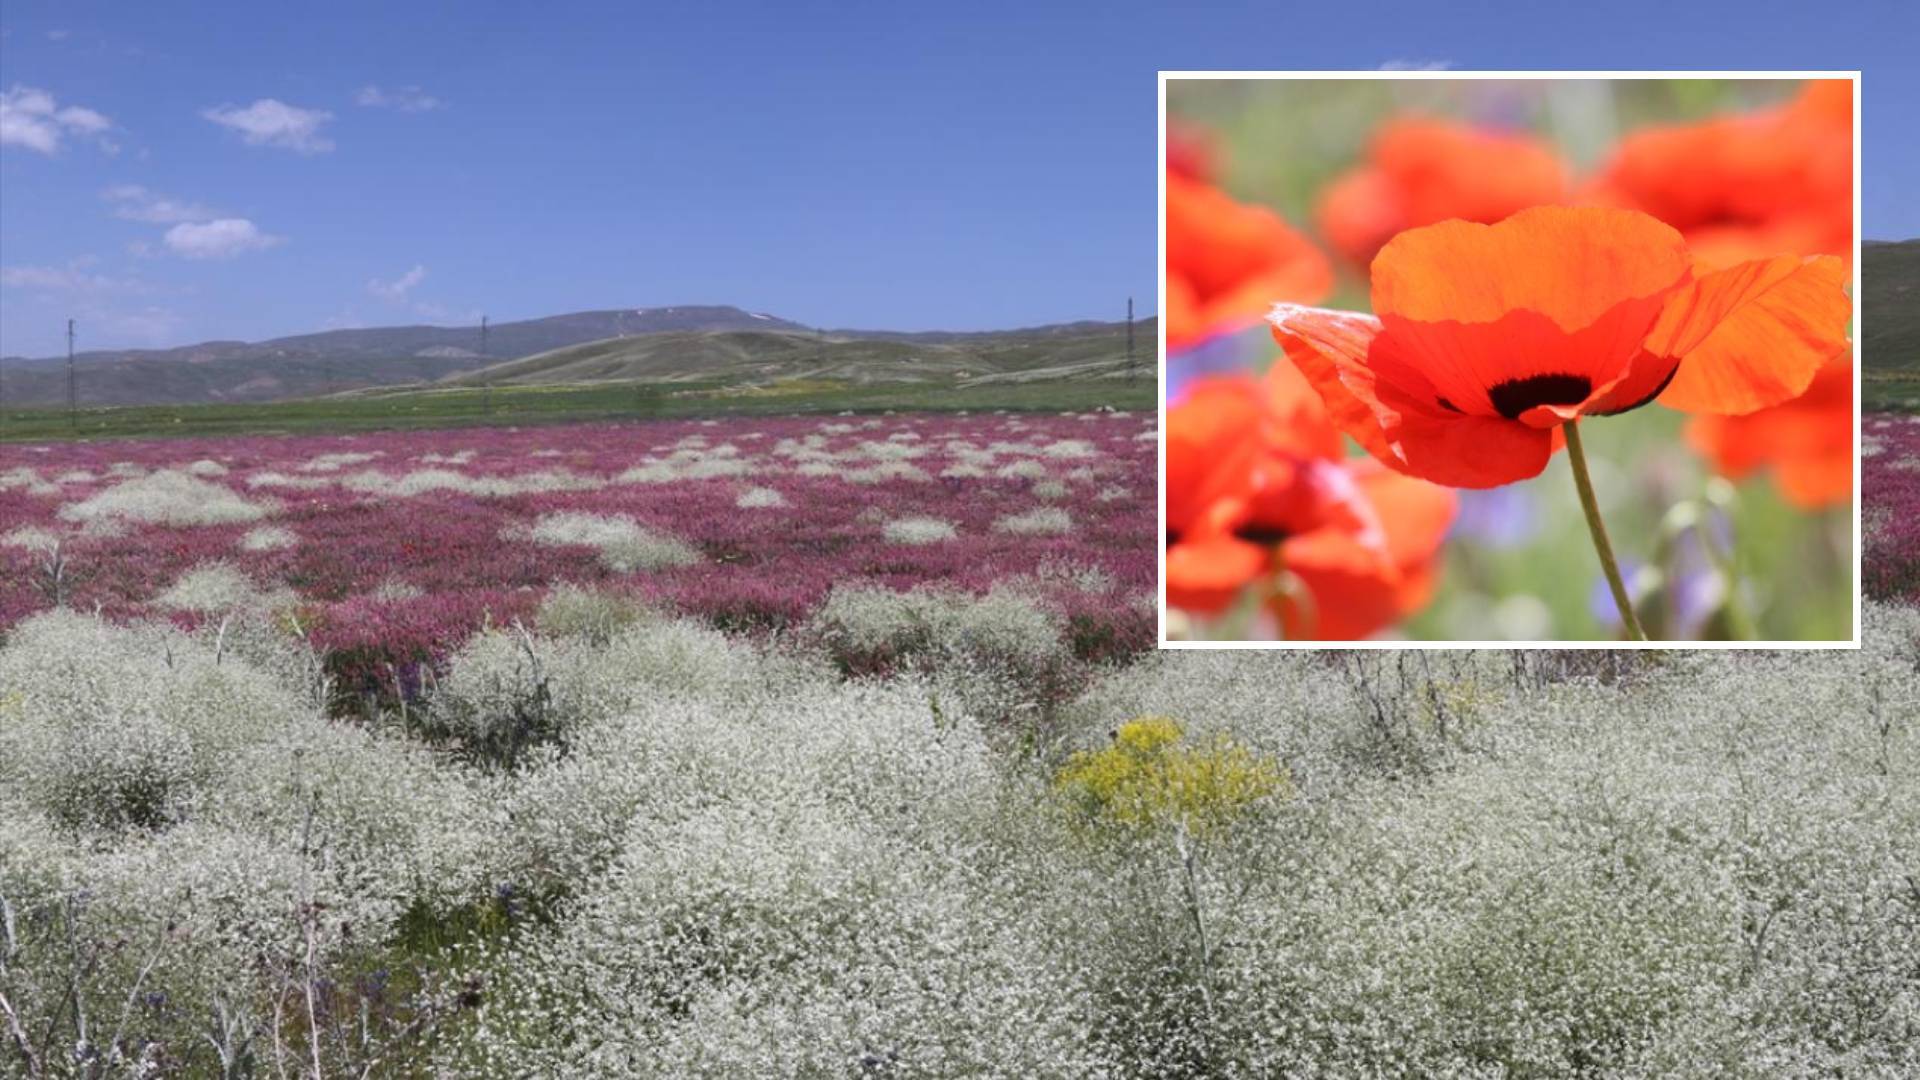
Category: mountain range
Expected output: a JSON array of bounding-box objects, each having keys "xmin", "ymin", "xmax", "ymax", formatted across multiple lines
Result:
[{"xmin": 0, "ymin": 306, "xmax": 1151, "ymax": 407}]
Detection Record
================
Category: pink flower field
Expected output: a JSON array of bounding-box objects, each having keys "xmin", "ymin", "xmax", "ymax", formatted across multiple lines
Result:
[
  {"xmin": 1865, "ymin": 411, "xmax": 1920, "ymax": 605},
  {"xmin": 1, "ymin": 411, "xmax": 1155, "ymax": 696}
]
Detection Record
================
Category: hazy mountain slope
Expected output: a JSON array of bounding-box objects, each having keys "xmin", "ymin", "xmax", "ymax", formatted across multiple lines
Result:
[
  {"xmin": 1863, "ymin": 240, "xmax": 1919, "ymax": 409},
  {"xmin": 1864, "ymin": 240, "xmax": 1919, "ymax": 372},
  {"xmin": 0, "ymin": 306, "xmax": 808, "ymax": 406},
  {"xmin": 435, "ymin": 319, "xmax": 1156, "ymax": 390}
]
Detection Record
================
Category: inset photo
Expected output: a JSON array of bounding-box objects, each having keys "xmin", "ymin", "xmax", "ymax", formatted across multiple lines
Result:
[{"xmin": 1162, "ymin": 72, "xmax": 1858, "ymax": 646}]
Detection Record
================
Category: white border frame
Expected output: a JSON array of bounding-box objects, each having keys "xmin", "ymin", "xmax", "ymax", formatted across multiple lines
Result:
[{"xmin": 1157, "ymin": 70, "xmax": 1863, "ymax": 650}]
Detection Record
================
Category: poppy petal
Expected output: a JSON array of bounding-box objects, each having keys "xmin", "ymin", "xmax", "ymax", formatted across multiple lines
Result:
[
  {"xmin": 1584, "ymin": 351, "xmax": 1680, "ymax": 416},
  {"xmin": 1315, "ymin": 166, "xmax": 1406, "ymax": 266},
  {"xmin": 1166, "ymin": 376, "xmax": 1262, "ymax": 533},
  {"xmin": 1262, "ymin": 345, "xmax": 1349, "ymax": 461},
  {"xmin": 1166, "ymin": 536, "xmax": 1268, "ymax": 615},
  {"xmin": 1271, "ymin": 304, "xmax": 1557, "ymax": 488},
  {"xmin": 1372, "ymin": 206, "xmax": 1691, "ymax": 333},
  {"xmin": 1268, "ymin": 304, "xmax": 1401, "ymax": 465},
  {"xmin": 1773, "ymin": 454, "xmax": 1853, "ymax": 508},
  {"xmin": 1649, "ymin": 254, "xmax": 1849, "ymax": 415},
  {"xmin": 1167, "ymin": 173, "xmax": 1333, "ymax": 349},
  {"xmin": 1350, "ymin": 459, "xmax": 1458, "ymax": 571},
  {"xmin": 1384, "ymin": 403, "xmax": 1557, "ymax": 489},
  {"xmin": 1375, "ymin": 288, "xmax": 1672, "ymax": 422}
]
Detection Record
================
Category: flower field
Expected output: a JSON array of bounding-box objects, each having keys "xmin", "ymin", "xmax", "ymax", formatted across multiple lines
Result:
[
  {"xmin": 1865, "ymin": 411, "xmax": 1920, "ymax": 604},
  {"xmin": 1, "ymin": 411, "xmax": 1157, "ymax": 700},
  {"xmin": 1, "ymin": 397, "xmax": 1917, "ymax": 1075}
]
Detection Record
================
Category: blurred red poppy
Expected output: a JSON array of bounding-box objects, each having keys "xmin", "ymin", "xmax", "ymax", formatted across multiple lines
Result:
[
  {"xmin": 1588, "ymin": 80, "xmax": 1852, "ymax": 271},
  {"xmin": 1271, "ymin": 206, "xmax": 1850, "ymax": 488},
  {"xmin": 1165, "ymin": 122, "xmax": 1218, "ymax": 183},
  {"xmin": 1687, "ymin": 353, "xmax": 1854, "ymax": 509},
  {"xmin": 1315, "ymin": 117, "xmax": 1570, "ymax": 266},
  {"xmin": 1167, "ymin": 172, "xmax": 1332, "ymax": 351},
  {"xmin": 1166, "ymin": 363, "xmax": 1455, "ymax": 638}
]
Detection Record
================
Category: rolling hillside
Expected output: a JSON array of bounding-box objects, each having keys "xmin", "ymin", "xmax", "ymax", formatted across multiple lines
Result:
[
  {"xmin": 1864, "ymin": 239, "xmax": 1920, "ymax": 409},
  {"xmin": 0, "ymin": 306, "xmax": 809, "ymax": 407},
  {"xmin": 427, "ymin": 319, "xmax": 1154, "ymax": 391}
]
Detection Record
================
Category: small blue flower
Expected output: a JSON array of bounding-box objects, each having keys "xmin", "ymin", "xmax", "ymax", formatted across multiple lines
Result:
[
  {"xmin": 1451, "ymin": 486, "xmax": 1540, "ymax": 549},
  {"xmin": 1589, "ymin": 558, "xmax": 1646, "ymax": 627},
  {"xmin": 1166, "ymin": 332, "xmax": 1254, "ymax": 404}
]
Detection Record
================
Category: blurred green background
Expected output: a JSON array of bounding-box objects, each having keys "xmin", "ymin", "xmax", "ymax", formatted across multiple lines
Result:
[{"xmin": 1168, "ymin": 79, "xmax": 1852, "ymax": 642}]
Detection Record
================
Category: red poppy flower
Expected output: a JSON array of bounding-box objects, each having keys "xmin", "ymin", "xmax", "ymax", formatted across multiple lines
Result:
[
  {"xmin": 1166, "ymin": 122, "xmax": 1219, "ymax": 183},
  {"xmin": 1316, "ymin": 117, "xmax": 1570, "ymax": 266},
  {"xmin": 1686, "ymin": 353, "xmax": 1853, "ymax": 509},
  {"xmin": 1271, "ymin": 206, "xmax": 1850, "ymax": 489},
  {"xmin": 1588, "ymin": 80, "xmax": 1852, "ymax": 271},
  {"xmin": 1167, "ymin": 172, "xmax": 1332, "ymax": 351},
  {"xmin": 1166, "ymin": 363, "xmax": 1455, "ymax": 639}
]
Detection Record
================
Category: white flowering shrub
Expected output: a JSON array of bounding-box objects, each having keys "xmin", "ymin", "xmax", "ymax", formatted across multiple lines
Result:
[
  {"xmin": 1032, "ymin": 478, "xmax": 1070, "ymax": 500},
  {"xmin": 734, "ymin": 485, "xmax": 789, "ymax": 509},
  {"xmin": 808, "ymin": 584, "xmax": 1084, "ymax": 721},
  {"xmin": 0, "ymin": 611, "xmax": 498, "ymax": 1076},
  {"xmin": 155, "ymin": 560, "xmax": 289, "ymax": 613},
  {"xmin": 1, "ymin": 524, "xmax": 61, "ymax": 552},
  {"xmin": 881, "ymin": 515, "xmax": 958, "ymax": 544},
  {"xmin": 238, "ymin": 523, "xmax": 298, "ymax": 551},
  {"xmin": 536, "ymin": 582, "xmax": 656, "ymax": 644},
  {"xmin": 344, "ymin": 467, "xmax": 605, "ymax": 497},
  {"xmin": 57, "ymin": 469, "xmax": 272, "ymax": 526},
  {"xmin": 0, "ymin": 611, "xmax": 299, "ymax": 832},
  {"xmin": 995, "ymin": 506, "xmax": 1073, "ymax": 535},
  {"xmin": 2, "ymin": 600, "xmax": 1916, "ymax": 1077},
  {"xmin": 519, "ymin": 511, "xmax": 701, "ymax": 571}
]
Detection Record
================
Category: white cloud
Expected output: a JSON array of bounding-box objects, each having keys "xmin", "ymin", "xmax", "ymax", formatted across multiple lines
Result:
[
  {"xmin": 0, "ymin": 260, "xmax": 139, "ymax": 294},
  {"xmin": 355, "ymin": 84, "xmax": 441, "ymax": 112},
  {"xmin": 1377, "ymin": 59, "xmax": 1455, "ymax": 71},
  {"xmin": 102, "ymin": 184, "xmax": 220, "ymax": 224},
  {"xmin": 367, "ymin": 264, "xmax": 428, "ymax": 301},
  {"xmin": 202, "ymin": 98, "xmax": 334, "ymax": 153},
  {"xmin": 56, "ymin": 105, "xmax": 109, "ymax": 133},
  {"xmin": 408, "ymin": 300, "xmax": 481, "ymax": 324},
  {"xmin": 1, "ymin": 265, "xmax": 96, "ymax": 290},
  {"xmin": 0, "ymin": 85, "xmax": 115, "ymax": 154},
  {"xmin": 96, "ymin": 305, "xmax": 184, "ymax": 344},
  {"xmin": 163, "ymin": 218, "xmax": 284, "ymax": 259},
  {"xmin": 46, "ymin": 29, "xmax": 71, "ymax": 41}
]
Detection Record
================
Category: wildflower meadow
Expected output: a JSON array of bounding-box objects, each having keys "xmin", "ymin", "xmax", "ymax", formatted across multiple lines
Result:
[
  {"xmin": 1, "ymin": 62, "xmax": 1913, "ymax": 1080},
  {"xmin": 0, "ymin": 392, "xmax": 1916, "ymax": 1075}
]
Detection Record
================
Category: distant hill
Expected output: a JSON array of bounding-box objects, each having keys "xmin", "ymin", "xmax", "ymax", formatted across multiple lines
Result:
[
  {"xmin": 0, "ymin": 306, "xmax": 811, "ymax": 406},
  {"xmin": 1863, "ymin": 240, "xmax": 1920, "ymax": 409},
  {"xmin": 430, "ymin": 319, "xmax": 1155, "ymax": 391}
]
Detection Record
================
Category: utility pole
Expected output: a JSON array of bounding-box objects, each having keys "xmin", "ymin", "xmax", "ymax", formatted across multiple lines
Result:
[
  {"xmin": 67, "ymin": 318, "xmax": 77, "ymax": 432},
  {"xmin": 480, "ymin": 314, "xmax": 491, "ymax": 416},
  {"xmin": 1125, "ymin": 297, "xmax": 1136, "ymax": 377}
]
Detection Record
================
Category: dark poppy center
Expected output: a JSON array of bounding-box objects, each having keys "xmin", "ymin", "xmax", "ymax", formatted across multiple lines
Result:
[
  {"xmin": 1166, "ymin": 527, "xmax": 1183, "ymax": 548},
  {"xmin": 1232, "ymin": 522, "xmax": 1289, "ymax": 547},
  {"xmin": 1487, "ymin": 373, "xmax": 1592, "ymax": 421}
]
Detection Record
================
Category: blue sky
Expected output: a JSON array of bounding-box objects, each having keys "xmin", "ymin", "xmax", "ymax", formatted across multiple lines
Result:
[{"xmin": 1, "ymin": 0, "xmax": 1911, "ymax": 358}]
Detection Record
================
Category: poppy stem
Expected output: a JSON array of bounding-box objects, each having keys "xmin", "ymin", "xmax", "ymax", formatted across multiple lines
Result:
[{"xmin": 1564, "ymin": 421, "xmax": 1648, "ymax": 641}]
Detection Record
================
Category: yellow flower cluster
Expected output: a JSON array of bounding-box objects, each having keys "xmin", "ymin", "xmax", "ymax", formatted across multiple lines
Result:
[{"xmin": 1055, "ymin": 716, "xmax": 1287, "ymax": 834}]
